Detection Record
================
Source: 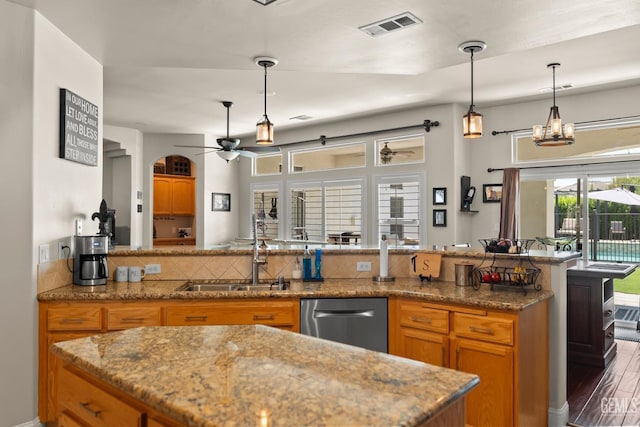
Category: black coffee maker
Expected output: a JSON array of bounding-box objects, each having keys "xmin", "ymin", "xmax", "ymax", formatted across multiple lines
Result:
[{"xmin": 73, "ymin": 235, "xmax": 108, "ymax": 286}]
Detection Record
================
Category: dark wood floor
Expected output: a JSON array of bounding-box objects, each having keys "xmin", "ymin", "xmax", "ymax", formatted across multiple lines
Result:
[{"xmin": 568, "ymin": 339, "xmax": 640, "ymax": 426}]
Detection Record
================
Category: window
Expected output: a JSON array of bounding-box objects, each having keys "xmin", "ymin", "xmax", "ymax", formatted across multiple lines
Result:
[
  {"xmin": 290, "ymin": 180, "xmax": 364, "ymax": 245},
  {"xmin": 253, "ymin": 153, "xmax": 282, "ymax": 176},
  {"xmin": 513, "ymin": 119, "xmax": 640, "ymax": 164},
  {"xmin": 378, "ymin": 179, "xmax": 421, "ymax": 246},
  {"xmin": 376, "ymin": 134, "xmax": 424, "ymax": 166},
  {"xmin": 289, "ymin": 143, "xmax": 365, "ymax": 173},
  {"xmin": 251, "ymin": 186, "xmax": 280, "ymax": 240}
]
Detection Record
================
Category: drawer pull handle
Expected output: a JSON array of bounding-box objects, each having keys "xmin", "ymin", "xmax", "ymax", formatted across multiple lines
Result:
[
  {"xmin": 61, "ymin": 318, "xmax": 86, "ymax": 324},
  {"xmin": 79, "ymin": 402, "xmax": 101, "ymax": 418},
  {"xmin": 469, "ymin": 325, "xmax": 494, "ymax": 335},
  {"xmin": 121, "ymin": 317, "xmax": 145, "ymax": 323},
  {"xmin": 185, "ymin": 316, "xmax": 208, "ymax": 321},
  {"xmin": 604, "ymin": 310, "xmax": 613, "ymax": 317},
  {"xmin": 411, "ymin": 316, "xmax": 433, "ymax": 324},
  {"xmin": 253, "ymin": 314, "xmax": 276, "ymax": 321}
]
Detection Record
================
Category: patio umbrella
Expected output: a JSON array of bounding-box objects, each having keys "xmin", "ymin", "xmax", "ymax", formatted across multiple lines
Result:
[{"xmin": 587, "ymin": 187, "xmax": 640, "ymax": 206}]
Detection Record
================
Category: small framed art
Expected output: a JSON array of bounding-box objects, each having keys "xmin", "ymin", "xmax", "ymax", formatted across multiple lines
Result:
[
  {"xmin": 482, "ymin": 184, "xmax": 503, "ymax": 203},
  {"xmin": 212, "ymin": 193, "xmax": 231, "ymax": 211},
  {"xmin": 433, "ymin": 187, "xmax": 446, "ymax": 205},
  {"xmin": 433, "ymin": 209, "xmax": 447, "ymax": 227}
]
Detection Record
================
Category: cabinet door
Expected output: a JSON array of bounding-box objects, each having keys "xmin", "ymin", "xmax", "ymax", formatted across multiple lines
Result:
[
  {"xmin": 452, "ymin": 338, "xmax": 514, "ymax": 427},
  {"xmin": 398, "ymin": 327, "xmax": 448, "ymax": 367},
  {"xmin": 171, "ymin": 178, "xmax": 195, "ymax": 215},
  {"xmin": 153, "ymin": 177, "xmax": 172, "ymax": 215}
]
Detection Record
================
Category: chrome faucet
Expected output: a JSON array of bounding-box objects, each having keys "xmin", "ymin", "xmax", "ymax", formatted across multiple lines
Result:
[{"xmin": 252, "ymin": 213, "xmax": 268, "ymax": 285}]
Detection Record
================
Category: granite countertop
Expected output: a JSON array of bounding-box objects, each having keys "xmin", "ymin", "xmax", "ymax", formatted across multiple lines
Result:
[
  {"xmin": 568, "ymin": 259, "xmax": 637, "ymax": 279},
  {"xmin": 51, "ymin": 325, "xmax": 479, "ymax": 426},
  {"xmin": 38, "ymin": 278, "xmax": 553, "ymax": 311}
]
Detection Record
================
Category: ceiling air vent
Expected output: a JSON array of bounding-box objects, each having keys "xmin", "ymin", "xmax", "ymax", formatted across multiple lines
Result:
[
  {"xmin": 539, "ymin": 84, "xmax": 574, "ymax": 93},
  {"xmin": 359, "ymin": 12, "xmax": 422, "ymax": 37},
  {"xmin": 290, "ymin": 115, "xmax": 313, "ymax": 121}
]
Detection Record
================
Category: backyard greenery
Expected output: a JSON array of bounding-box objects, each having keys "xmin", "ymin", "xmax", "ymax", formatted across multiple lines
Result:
[{"xmin": 614, "ymin": 268, "xmax": 640, "ymax": 295}]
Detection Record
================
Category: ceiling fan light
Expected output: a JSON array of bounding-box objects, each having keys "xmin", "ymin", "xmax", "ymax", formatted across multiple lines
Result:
[
  {"xmin": 217, "ymin": 150, "xmax": 240, "ymax": 162},
  {"xmin": 256, "ymin": 115, "xmax": 274, "ymax": 145},
  {"xmin": 463, "ymin": 109, "xmax": 483, "ymax": 138}
]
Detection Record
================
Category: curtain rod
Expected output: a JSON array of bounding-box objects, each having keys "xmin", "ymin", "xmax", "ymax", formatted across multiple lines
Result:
[
  {"xmin": 488, "ymin": 158, "xmax": 640, "ymax": 173},
  {"xmin": 491, "ymin": 114, "xmax": 640, "ymax": 136},
  {"xmin": 274, "ymin": 119, "xmax": 439, "ymax": 147}
]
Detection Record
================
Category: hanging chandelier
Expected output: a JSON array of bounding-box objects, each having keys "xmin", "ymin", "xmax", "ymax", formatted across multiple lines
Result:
[
  {"xmin": 458, "ymin": 40, "xmax": 486, "ymax": 139},
  {"xmin": 254, "ymin": 56, "xmax": 278, "ymax": 145},
  {"xmin": 533, "ymin": 63, "xmax": 575, "ymax": 146}
]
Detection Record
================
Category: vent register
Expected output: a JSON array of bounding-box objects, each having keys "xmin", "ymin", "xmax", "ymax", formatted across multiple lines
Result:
[{"xmin": 359, "ymin": 12, "xmax": 422, "ymax": 37}]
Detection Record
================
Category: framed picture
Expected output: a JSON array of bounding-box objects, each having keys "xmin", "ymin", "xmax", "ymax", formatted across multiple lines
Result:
[
  {"xmin": 433, "ymin": 187, "xmax": 447, "ymax": 205},
  {"xmin": 483, "ymin": 184, "xmax": 503, "ymax": 203},
  {"xmin": 433, "ymin": 209, "xmax": 447, "ymax": 227},
  {"xmin": 212, "ymin": 192, "xmax": 231, "ymax": 211}
]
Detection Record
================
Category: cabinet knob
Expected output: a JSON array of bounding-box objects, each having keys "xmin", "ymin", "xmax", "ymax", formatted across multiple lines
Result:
[{"xmin": 604, "ymin": 309, "xmax": 613, "ymax": 317}]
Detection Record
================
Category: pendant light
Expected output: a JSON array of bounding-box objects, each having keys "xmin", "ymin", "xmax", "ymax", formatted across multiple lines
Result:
[
  {"xmin": 254, "ymin": 56, "xmax": 278, "ymax": 145},
  {"xmin": 458, "ymin": 41, "xmax": 486, "ymax": 139},
  {"xmin": 533, "ymin": 63, "xmax": 575, "ymax": 146}
]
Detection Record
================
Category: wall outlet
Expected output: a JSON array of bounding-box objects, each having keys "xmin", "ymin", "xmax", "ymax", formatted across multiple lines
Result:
[
  {"xmin": 145, "ymin": 264, "xmax": 161, "ymax": 274},
  {"xmin": 39, "ymin": 244, "xmax": 50, "ymax": 263},
  {"xmin": 75, "ymin": 219, "xmax": 83, "ymax": 235},
  {"xmin": 58, "ymin": 237, "xmax": 71, "ymax": 260},
  {"xmin": 356, "ymin": 261, "xmax": 371, "ymax": 272}
]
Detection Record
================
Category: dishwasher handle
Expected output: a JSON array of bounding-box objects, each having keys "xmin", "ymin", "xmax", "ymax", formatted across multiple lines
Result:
[{"xmin": 313, "ymin": 309, "xmax": 375, "ymax": 318}]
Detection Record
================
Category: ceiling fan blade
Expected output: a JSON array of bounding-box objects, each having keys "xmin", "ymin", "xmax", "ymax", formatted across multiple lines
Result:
[
  {"xmin": 241, "ymin": 146, "xmax": 281, "ymax": 153},
  {"xmin": 174, "ymin": 144, "xmax": 221, "ymax": 150},
  {"xmin": 237, "ymin": 150, "xmax": 257, "ymax": 158}
]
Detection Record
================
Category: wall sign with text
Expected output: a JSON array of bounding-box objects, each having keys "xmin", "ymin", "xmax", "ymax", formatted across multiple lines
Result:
[{"xmin": 59, "ymin": 88, "xmax": 99, "ymax": 166}]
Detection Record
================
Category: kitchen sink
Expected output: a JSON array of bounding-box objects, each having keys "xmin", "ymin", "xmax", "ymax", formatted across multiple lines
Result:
[{"xmin": 175, "ymin": 282, "xmax": 282, "ymax": 292}]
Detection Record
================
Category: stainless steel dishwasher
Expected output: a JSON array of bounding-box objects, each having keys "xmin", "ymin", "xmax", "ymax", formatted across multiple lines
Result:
[{"xmin": 300, "ymin": 298, "xmax": 387, "ymax": 353}]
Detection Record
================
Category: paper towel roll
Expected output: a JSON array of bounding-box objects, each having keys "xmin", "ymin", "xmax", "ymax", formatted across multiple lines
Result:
[{"xmin": 380, "ymin": 235, "xmax": 388, "ymax": 277}]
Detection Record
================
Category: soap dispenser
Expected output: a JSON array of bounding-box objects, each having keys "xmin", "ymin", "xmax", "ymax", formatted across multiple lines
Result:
[{"xmin": 302, "ymin": 245, "xmax": 313, "ymax": 281}]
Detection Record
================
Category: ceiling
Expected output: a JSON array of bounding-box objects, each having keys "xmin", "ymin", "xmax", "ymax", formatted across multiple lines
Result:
[{"xmin": 11, "ymin": 0, "xmax": 640, "ymax": 143}]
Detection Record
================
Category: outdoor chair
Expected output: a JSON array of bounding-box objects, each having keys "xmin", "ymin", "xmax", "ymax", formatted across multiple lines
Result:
[
  {"xmin": 558, "ymin": 218, "xmax": 583, "ymax": 236},
  {"xmin": 609, "ymin": 221, "xmax": 627, "ymax": 239}
]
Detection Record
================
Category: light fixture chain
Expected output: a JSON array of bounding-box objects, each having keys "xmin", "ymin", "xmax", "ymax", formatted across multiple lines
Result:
[
  {"xmin": 552, "ymin": 64, "xmax": 556, "ymax": 108},
  {"xmin": 470, "ymin": 49, "xmax": 475, "ymax": 106},
  {"xmin": 263, "ymin": 65, "xmax": 268, "ymax": 116}
]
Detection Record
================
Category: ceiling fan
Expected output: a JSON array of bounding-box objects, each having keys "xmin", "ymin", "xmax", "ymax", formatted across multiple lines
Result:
[
  {"xmin": 379, "ymin": 142, "xmax": 415, "ymax": 164},
  {"xmin": 175, "ymin": 101, "xmax": 280, "ymax": 162}
]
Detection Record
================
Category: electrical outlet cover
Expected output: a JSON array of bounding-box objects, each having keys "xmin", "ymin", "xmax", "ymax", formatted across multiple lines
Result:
[
  {"xmin": 145, "ymin": 264, "xmax": 161, "ymax": 274},
  {"xmin": 356, "ymin": 261, "xmax": 371, "ymax": 272}
]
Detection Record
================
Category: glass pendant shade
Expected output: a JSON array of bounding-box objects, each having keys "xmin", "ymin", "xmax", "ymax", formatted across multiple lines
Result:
[
  {"xmin": 533, "ymin": 63, "xmax": 575, "ymax": 146},
  {"xmin": 217, "ymin": 150, "xmax": 240, "ymax": 162},
  {"xmin": 463, "ymin": 108, "xmax": 483, "ymax": 138},
  {"xmin": 256, "ymin": 116, "xmax": 274, "ymax": 145}
]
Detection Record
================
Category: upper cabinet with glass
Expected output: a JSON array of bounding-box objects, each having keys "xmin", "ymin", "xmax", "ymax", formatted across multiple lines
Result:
[{"xmin": 376, "ymin": 134, "xmax": 424, "ymax": 166}]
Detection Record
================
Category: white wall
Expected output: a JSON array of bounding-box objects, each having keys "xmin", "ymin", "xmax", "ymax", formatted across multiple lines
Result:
[
  {"xmin": 0, "ymin": 2, "xmax": 36, "ymax": 425},
  {"xmin": 0, "ymin": 3, "xmax": 103, "ymax": 425},
  {"xmin": 104, "ymin": 125, "xmax": 144, "ymax": 247}
]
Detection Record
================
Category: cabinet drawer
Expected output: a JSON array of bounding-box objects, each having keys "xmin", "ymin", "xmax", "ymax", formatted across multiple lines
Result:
[
  {"xmin": 603, "ymin": 321, "xmax": 615, "ymax": 352},
  {"xmin": 398, "ymin": 301, "xmax": 449, "ymax": 334},
  {"xmin": 453, "ymin": 313, "xmax": 514, "ymax": 345},
  {"xmin": 165, "ymin": 301, "xmax": 295, "ymax": 326},
  {"xmin": 603, "ymin": 298, "xmax": 615, "ymax": 329},
  {"xmin": 107, "ymin": 307, "xmax": 162, "ymax": 330},
  {"xmin": 48, "ymin": 307, "xmax": 102, "ymax": 331},
  {"xmin": 58, "ymin": 367, "xmax": 143, "ymax": 427}
]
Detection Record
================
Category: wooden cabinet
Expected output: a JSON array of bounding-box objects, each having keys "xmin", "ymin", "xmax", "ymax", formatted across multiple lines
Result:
[
  {"xmin": 391, "ymin": 300, "xmax": 449, "ymax": 367},
  {"xmin": 39, "ymin": 298, "xmax": 299, "ymax": 422},
  {"xmin": 58, "ymin": 365, "xmax": 144, "ymax": 427},
  {"xmin": 153, "ymin": 174, "xmax": 195, "ymax": 216},
  {"xmin": 164, "ymin": 299, "xmax": 298, "ymax": 331},
  {"xmin": 567, "ymin": 274, "xmax": 617, "ymax": 367},
  {"xmin": 389, "ymin": 297, "xmax": 548, "ymax": 427}
]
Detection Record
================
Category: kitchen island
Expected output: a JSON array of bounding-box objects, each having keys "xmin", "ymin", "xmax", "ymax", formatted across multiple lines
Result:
[{"xmin": 51, "ymin": 324, "xmax": 479, "ymax": 426}]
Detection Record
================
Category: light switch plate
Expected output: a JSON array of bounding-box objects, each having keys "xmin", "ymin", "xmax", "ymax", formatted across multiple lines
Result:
[{"xmin": 39, "ymin": 244, "xmax": 50, "ymax": 263}]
